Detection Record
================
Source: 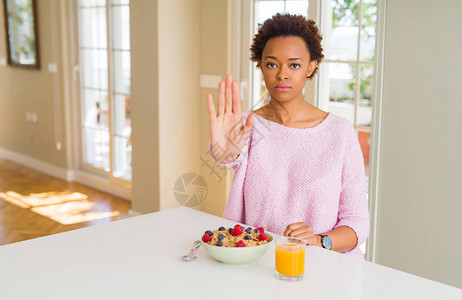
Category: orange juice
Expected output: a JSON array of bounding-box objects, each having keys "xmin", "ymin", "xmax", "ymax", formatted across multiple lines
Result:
[{"xmin": 275, "ymin": 243, "xmax": 305, "ymax": 276}]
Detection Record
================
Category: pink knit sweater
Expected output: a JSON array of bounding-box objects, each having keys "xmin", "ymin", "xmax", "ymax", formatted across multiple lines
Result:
[{"xmin": 209, "ymin": 110, "xmax": 369, "ymax": 259}]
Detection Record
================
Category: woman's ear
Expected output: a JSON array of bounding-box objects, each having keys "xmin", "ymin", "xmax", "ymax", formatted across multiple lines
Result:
[
  {"xmin": 257, "ymin": 59, "xmax": 262, "ymax": 69},
  {"xmin": 306, "ymin": 60, "xmax": 318, "ymax": 78}
]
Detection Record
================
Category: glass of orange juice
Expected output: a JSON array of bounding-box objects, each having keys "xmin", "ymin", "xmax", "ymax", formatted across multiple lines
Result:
[{"xmin": 275, "ymin": 237, "xmax": 305, "ymax": 281}]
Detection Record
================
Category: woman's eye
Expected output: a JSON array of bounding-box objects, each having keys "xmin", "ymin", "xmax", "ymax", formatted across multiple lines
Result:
[
  {"xmin": 291, "ymin": 64, "xmax": 301, "ymax": 70},
  {"xmin": 266, "ymin": 63, "xmax": 277, "ymax": 69}
]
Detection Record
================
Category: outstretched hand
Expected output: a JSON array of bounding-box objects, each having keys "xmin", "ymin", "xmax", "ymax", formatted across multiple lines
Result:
[{"xmin": 206, "ymin": 74, "xmax": 254, "ymax": 164}]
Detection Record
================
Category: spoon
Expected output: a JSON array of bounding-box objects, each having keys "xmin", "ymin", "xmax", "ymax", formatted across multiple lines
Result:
[{"xmin": 181, "ymin": 240, "xmax": 202, "ymax": 262}]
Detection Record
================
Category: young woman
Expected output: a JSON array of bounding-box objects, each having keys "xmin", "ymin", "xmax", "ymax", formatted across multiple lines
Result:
[{"xmin": 206, "ymin": 14, "xmax": 369, "ymax": 259}]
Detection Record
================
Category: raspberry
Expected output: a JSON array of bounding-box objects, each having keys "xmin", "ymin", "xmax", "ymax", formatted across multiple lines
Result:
[
  {"xmin": 202, "ymin": 234, "xmax": 212, "ymax": 243},
  {"xmin": 236, "ymin": 240, "xmax": 246, "ymax": 247},
  {"xmin": 231, "ymin": 227, "xmax": 243, "ymax": 236},
  {"xmin": 258, "ymin": 233, "xmax": 267, "ymax": 241},
  {"xmin": 256, "ymin": 227, "xmax": 265, "ymax": 234},
  {"xmin": 234, "ymin": 224, "xmax": 242, "ymax": 229}
]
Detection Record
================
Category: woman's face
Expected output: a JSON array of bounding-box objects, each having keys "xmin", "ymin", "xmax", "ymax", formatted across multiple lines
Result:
[{"xmin": 259, "ymin": 36, "xmax": 317, "ymax": 103}]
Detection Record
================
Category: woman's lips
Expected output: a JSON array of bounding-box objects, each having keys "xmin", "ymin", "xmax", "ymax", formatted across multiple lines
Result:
[{"xmin": 275, "ymin": 85, "xmax": 291, "ymax": 92}]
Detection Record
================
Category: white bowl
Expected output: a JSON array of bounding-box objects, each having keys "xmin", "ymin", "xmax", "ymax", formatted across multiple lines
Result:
[{"xmin": 201, "ymin": 234, "xmax": 273, "ymax": 265}]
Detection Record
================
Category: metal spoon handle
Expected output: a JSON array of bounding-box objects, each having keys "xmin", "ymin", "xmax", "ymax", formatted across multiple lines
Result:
[{"xmin": 187, "ymin": 240, "xmax": 201, "ymax": 256}]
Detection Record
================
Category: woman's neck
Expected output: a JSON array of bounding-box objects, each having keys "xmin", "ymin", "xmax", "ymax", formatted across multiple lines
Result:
[{"xmin": 265, "ymin": 96, "xmax": 311, "ymax": 125}]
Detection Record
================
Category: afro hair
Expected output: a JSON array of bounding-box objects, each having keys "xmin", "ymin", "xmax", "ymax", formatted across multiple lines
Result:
[{"xmin": 250, "ymin": 13, "xmax": 324, "ymax": 79}]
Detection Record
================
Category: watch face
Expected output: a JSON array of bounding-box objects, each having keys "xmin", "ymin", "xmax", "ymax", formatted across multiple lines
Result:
[{"xmin": 322, "ymin": 235, "xmax": 332, "ymax": 250}]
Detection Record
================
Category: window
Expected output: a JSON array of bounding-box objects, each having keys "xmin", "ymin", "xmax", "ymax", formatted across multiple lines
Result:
[
  {"xmin": 318, "ymin": 0, "xmax": 376, "ymax": 180},
  {"xmin": 76, "ymin": 0, "xmax": 132, "ymax": 182}
]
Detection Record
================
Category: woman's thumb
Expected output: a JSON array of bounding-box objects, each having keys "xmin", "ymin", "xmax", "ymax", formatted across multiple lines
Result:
[{"xmin": 244, "ymin": 112, "xmax": 254, "ymax": 130}]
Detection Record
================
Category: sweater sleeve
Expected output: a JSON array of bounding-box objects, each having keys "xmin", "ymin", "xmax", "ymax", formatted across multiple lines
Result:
[{"xmin": 334, "ymin": 126, "xmax": 370, "ymax": 251}]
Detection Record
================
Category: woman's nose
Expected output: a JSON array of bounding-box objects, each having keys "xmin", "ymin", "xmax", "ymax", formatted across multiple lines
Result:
[{"xmin": 276, "ymin": 66, "xmax": 288, "ymax": 80}]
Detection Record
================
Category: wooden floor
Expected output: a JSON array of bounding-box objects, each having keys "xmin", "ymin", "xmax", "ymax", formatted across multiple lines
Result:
[{"xmin": 0, "ymin": 158, "xmax": 131, "ymax": 246}]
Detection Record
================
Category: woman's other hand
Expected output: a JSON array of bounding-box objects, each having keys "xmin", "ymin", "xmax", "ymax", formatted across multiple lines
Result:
[
  {"xmin": 284, "ymin": 222, "xmax": 321, "ymax": 247},
  {"xmin": 206, "ymin": 74, "xmax": 254, "ymax": 164}
]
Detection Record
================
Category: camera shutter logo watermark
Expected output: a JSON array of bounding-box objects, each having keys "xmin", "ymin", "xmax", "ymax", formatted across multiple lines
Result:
[{"xmin": 173, "ymin": 173, "xmax": 208, "ymax": 207}]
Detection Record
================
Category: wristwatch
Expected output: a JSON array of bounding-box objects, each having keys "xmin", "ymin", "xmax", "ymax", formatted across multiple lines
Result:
[{"xmin": 318, "ymin": 234, "xmax": 332, "ymax": 250}]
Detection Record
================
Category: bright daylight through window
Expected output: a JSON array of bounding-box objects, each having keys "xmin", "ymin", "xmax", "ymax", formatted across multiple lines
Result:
[{"xmin": 77, "ymin": 0, "xmax": 132, "ymax": 181}]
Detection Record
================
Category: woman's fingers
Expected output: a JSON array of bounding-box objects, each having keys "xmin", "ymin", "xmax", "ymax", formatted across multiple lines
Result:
[
  {"xmin": 288, "ymin": 226, "xmax": 313, "ymax": 238},
  {"xmin": 283, "ymin": 222, "xmax": 305, "ymax": 236},
  {"xmin": 283, "ymin": 222, "xmax": 319, "ymax": 245},
  {"xmin": 293, "ymin": 234, "xmax": 317, "ymax": 245},
  {"xmin": 225, "ymin": 74, "xmax": 233, "ymax": 113},
  {"xmin": 232, "ymin": 80, "xmax": 241, "ymax": 115},
  {"xmin": 217, "ymin": 74, "xmax": 241, "ymax": 116},
  {"xmin": 207, "ymin": 93, "xmax": 217, "ymax": 124},
  {"xmin": 217, "ymin": 80, "xmax": 225, "ymax": 116}
]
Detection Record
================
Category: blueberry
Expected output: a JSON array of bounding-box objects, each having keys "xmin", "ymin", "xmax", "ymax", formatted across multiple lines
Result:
[
  {"xmin": 228, "ymin": 228, "xmax": 233, "ymax": 233},
  {"xmin": 218, "ymin": 226, "xmax": 226, "ymax": 231},
  {"xmin": 254, "ymin": 229, "xmax": 260, "ymax": 234},
  {"xmin": 205, "ymin": 230, "xmax": 212, "ymax": 236},
  {"xmin": 216, "ymin": 241, "xmax": 223, "ymax": 247},
  {"xmin": 244, "ymin": 235, "xmax": 252, "ymax": 240},
  {"xmin": 245, "ymin": 228, "xmax": 251, "ymax": 234},
  {"xmin": 218, "ymin": 234, "xmax": 225, "ymax": 240}
]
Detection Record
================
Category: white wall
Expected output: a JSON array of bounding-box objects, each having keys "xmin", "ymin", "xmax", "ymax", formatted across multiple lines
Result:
[
  {"xmin": 130, "ymin": 0, "xmax": 160, "ymax": 212},
  {"xmin": 376, "ymin": 0, "xmax": 462, "ymax": 288},
  {"xmin": 157, "ymin": 0, "xmax": 201, "ymax": 211},
  {"xmin": 198, "ymin": 0, "xmax": 232, "ymax": 217},
  {"xmin": 0, "ymin": 0, "xmax": 69, "ymax": 169},
  {"xmin": 131, "ymin": 0, "xmax": 201, "ymax": 213}
]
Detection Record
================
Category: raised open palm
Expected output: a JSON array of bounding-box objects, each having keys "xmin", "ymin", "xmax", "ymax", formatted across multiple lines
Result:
[{"xmin": 206, "ymin": 74, "xmax": 254, "ymax": 164}]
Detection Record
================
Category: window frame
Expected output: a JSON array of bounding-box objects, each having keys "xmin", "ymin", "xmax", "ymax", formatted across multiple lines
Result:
[
  {"xmin": 316, "ymin": 0, "xmax": 375, "ymax": 132},
  {"xmin": 72, "ymin": 0, "xmax": 132, "ymax": 189}
]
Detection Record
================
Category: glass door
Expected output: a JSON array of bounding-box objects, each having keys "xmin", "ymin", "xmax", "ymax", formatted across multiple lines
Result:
[
  {"xmin": 317, "ymin": 0, "xmax": 376, "ymax": 180},
  {"xmin": 76, "ymin": 0, "xmax": 132, "ymax": 183}
]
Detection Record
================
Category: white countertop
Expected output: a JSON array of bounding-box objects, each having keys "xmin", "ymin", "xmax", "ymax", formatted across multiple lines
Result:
[{"xmin": 0, "ymin": 207, "xmax": 460, "ymax": 299}]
